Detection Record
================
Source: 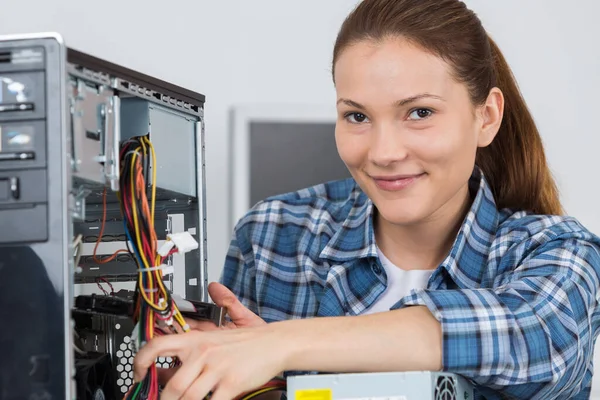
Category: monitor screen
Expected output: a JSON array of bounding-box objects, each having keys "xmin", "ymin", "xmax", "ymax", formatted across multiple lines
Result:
[
  {"xmin": 229, "ymin": 105, "xmax": 352, "ymax": 228},
  {"xmin": 248, "ymin": 121, "xmax": 350, "ymax": 206}
]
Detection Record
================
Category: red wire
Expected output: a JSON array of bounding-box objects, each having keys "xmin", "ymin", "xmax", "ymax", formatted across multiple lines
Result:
[{"xmin": 93, "ymin": 188, "xmax": 129, "ymax": 264}]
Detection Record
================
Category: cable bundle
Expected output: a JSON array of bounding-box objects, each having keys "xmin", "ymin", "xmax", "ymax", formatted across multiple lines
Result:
[
  {"xmin": 117, "ymin": 135, "xmax": 286, "ymax": 399},
  {"xmin": 234, "ymin": 377, "xmax": 287, "ymax": 399},
  {"xmin": 119, "ymin": 136, "xmax": 188, "ymax": 400}
]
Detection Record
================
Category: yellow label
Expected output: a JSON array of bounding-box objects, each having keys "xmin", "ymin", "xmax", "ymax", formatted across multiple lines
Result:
[{"xmin": 295, "ymin": 389, "xmax": 333, "ymax": 400}]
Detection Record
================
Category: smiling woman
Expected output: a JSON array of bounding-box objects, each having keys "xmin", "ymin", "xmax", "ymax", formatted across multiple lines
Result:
[
  {"xmin": 333, "ymin": 37, "xmax": 505, "ymax": 269},
  {"xmin": 133, "ymin": 1, "xmax": 600, "ymax": 399}
]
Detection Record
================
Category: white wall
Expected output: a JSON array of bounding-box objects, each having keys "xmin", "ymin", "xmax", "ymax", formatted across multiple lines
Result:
[
  {"xmin": 0, "ymin": 0, "xmax": 360, "ymax": 281},
  {"xmin": 1, "ymin": 0, "xmax": 599, "ymax": 393},
  {"xmin": 2, "ymin": 1, "xmax": 597, "ymax": 282}
]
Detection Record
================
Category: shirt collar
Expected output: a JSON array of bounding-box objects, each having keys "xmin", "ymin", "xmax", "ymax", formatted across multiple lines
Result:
[{"xmin": 320, "ymin": 167, "xmax": 499, "ymax": 289}]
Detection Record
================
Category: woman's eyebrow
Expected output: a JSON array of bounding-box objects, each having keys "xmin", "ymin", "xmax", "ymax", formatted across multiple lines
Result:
[{"xmin": 336, "ymin": 93, "xmax": 445, "ymax": 109}]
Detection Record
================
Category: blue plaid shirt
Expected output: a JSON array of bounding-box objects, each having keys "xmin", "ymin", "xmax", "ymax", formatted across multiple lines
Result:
[{"xmin": 221, "ymin": 168, "xmax": 600, "ymax": 399}]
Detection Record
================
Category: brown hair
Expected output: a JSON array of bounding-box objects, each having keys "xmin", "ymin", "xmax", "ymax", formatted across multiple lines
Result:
[{"xmin": 332, "ymin": 0, "xmax": 563, "ymax": 215}]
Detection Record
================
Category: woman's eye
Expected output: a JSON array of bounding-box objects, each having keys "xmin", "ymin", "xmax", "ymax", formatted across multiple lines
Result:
[
  {"xmin": 408, "ymin": 108, "xmax": 433, "ymax": 120},
  {"xmin": 345, "ymin": 112, "xmax": 369, "ymax": 124}
]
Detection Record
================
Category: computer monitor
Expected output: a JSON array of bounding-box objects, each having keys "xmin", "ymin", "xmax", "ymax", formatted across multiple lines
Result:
[{"xmin": 228, "ymin": 104, "xmax": 351, "ymax": 228}]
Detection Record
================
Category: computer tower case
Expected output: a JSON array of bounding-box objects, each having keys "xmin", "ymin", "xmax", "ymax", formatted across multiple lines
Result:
[{"xmin": 0, "ymin": 33, "xmax": 209, "ymax": 399}]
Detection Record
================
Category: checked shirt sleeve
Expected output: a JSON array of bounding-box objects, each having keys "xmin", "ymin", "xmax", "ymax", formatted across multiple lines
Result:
[
  {"xmin": 394, "ymin": 238, "xmax": 600, "ymax": 399},
  {"xmin": 220, "ymin": 220, "xmax": 260, "ymax": 316}
]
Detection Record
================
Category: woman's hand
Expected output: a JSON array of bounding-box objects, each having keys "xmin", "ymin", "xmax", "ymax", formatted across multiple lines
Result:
[
  {"xmin": 187, "ymin": 282, "xmax": 266, "ymax": 331},
  {"xmin": 156, "ymin": 282, "xmax": 270, "ymax": 387},
  {"xmin": 134, "ymin": 324, "xmax": 287, "ymax": 400}
]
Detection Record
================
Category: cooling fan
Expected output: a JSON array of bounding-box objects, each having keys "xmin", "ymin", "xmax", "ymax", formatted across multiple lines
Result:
[{"xmin": 75, "ymin": 352, "xmax": 118, "ymax": 400}]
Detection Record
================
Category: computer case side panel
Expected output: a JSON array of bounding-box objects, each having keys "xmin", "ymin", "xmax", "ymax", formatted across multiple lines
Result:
[{"xmin": 0, "ymin": 33, "xmax": 73, "ymax": 400}]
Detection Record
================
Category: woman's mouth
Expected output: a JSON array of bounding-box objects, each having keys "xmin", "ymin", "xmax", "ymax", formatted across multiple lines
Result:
[{"xmin": 370, "ymin": 173, "xmax": 425, "ymax": 191}]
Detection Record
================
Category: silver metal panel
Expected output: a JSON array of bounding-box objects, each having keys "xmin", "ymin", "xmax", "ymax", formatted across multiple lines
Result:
[
  {"xmin": 286, "ymin": 371, "xmax": 474, "ymax": 400},
  {"xmin": 120, "ymin": 98, "xmax": 197, "ymax": 197},
  {"xmin": 168, "ymin": 213, "xmax": 186, "ymax": 297},
  {"xmin": 195, "ymin": 116, "xmax": 208, "ymax": 301},
  {"xmin": 69, "ymin": 78, "xmax": 119, "ymax": 190},
  {"xmin": 149, "ymin": 104, "xmax": 197, "ymax": 197},
  {"xmin": 0, "ymin": 32, "xmax": 74, "ymax": 400}
]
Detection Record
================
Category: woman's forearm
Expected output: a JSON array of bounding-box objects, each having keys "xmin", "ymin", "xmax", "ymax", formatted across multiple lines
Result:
[{"xmin": 275, "ymin": 306, "xmax": 442, "ymax": 373}]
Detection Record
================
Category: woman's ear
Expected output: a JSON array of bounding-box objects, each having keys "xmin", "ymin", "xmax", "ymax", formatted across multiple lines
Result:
[{"xmin": 477, "ymin": 87, "xmax": 504, "ymax": 147}]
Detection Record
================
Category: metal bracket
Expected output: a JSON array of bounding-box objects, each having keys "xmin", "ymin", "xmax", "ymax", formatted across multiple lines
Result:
[
  {"xmin": 71, "ymin": 186, "xmax": 92, "ymax": 221},
  {"xmin": 69, "ymin": 77, "xmax": 120, "ymax": 191},
  {"xmin": 102, "ymin": 95, "xmax": 120, "ymax": 192},
  {"xmin": 69, "ymin": 79, "xmax": 86, "ymax": 172}
]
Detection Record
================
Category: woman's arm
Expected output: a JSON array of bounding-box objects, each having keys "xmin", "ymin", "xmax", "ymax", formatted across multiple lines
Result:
[
  {"xmin": 278, "ymin": 306, "xmax": 442, "ymax": 373},
  {"xmin": 134, "ymin": 238, "xmax": 600, "ymax": 400},
  {"xmin": 273, "ymin": 238, "xmax": 600, "ymax": 399}
]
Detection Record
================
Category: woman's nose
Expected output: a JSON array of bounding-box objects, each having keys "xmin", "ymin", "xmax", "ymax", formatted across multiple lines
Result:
[{"xmin": 368, "ymin": 124, "xmax": 409, "ymax": 167}]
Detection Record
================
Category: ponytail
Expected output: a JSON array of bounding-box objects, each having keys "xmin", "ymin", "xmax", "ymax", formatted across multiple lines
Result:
[{"xmin": 475, "ymin": 36, "xmax": 563, "ymax": 215}]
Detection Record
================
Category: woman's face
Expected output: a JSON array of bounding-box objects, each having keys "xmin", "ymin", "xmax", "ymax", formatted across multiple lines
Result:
[{"xmin": 334, "ymin": 37, "xmax": 502, "ymax": 226}]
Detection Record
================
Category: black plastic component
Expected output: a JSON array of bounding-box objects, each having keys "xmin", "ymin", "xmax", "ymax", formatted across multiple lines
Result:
[
  {"xmin": 0, "ymin": 119, "xmax": 47, "ymax": 170},
  {"xmin": 181, "ymin": 300, "xmax": 227, "ymax": 327},
  {"xmin": 67, "ymin": 48, "xmax": 205, "ymax": 107},
  {"xmin": 74, "ymin": 294, "xmax": 226, "ymax": 327},
  {"xmin": 0, "ymin": 168, "xmax": 49, "ymax": 243},
  {"xmin": 75, "ymin": 352, "xmax": 119, "ymax": 400},
  {"xmin": 0, "ymin": 204, "xmax": 48, "ymax": 243},
  {"xmin": 75, "ymin": 257, "xmax": 139, "ymax": 283},
  {"xmin": 74, "ymin": 294, "xmax": 134, "ymax": 317},
  {"xmin": 0, "ymin": 46, "xmax": 45, "ymax": 73},
  {"xmin": 0, "ymin": 168, "xmax": 47, "ymax": 204},
  {"xmin": 75, "ymin": 218, "xmax": 168, "ymax": 240},
  {"xmin": 72, "ymin": 310, "xmax": 136, "ymax": 396},
  {"xmin": 0, "ymin": 71, "xmax": 46, "ymax": 121}
]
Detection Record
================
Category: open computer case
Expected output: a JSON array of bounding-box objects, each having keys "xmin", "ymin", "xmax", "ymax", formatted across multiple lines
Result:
[{"xmin": 0, "ymin": 33, "xmax": 216, "ymax": 400}]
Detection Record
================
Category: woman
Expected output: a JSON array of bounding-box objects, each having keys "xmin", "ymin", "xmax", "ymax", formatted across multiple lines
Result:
[{"xmin": 134, "ymin": 0, "xmax": 600, "ymax": 398}]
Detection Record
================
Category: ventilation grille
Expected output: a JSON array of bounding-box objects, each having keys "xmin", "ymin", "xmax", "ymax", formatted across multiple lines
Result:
[
  {"xmin": 116, "ymin": 335, "xmax": 174, "ymax": 394},
  {"xmin": 434, "ymin": 375, "xmax": 457, "ymax": 400}
]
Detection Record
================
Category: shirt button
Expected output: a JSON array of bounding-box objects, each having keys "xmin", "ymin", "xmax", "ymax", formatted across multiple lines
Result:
[{"xmin": 372, "ymin": 263, "xmax": 382, "ymax": 274}]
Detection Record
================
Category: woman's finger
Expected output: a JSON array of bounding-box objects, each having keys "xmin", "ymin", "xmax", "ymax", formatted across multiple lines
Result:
[
  {"xmin": 161, "ymin": 356, "xmax": 206, "ymax": 400},
  {"xmin": 133, "ymin": 334, "xmax": 191, "ymax": 382},
  {"xmin": 181, "ymin": 369, "xmax": 220, "ymax": 400},
  {"xmin": 187, "ymin": 318, "xmax": 236, "ymax": 331},
  {"xmin": 206, "ymin": 385, "xmax": 237, "ymax": 400},
  {"xmin": 186, "ymin": 318, "xmax": 219, "ymax": 331}
]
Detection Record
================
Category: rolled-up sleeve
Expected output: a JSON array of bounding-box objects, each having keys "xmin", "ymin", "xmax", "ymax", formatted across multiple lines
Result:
[
  {"xmin": 220, "ymin": 221, "xmax": 259, "ymax": 315},
  {"xmin": 394, "ymin": 238, "xmax": 600, "ymax": 399}
]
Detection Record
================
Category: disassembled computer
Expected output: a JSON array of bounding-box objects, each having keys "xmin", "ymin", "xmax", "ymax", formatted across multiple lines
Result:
[{"xmin": 0, "ymin": 33, "xmax": 473, "ymax": 400}]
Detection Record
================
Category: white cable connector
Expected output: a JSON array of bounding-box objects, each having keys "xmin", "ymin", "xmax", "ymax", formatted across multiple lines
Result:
[
  {"xmin": 171, "ymin": 293, "xmax": 196, "ymax": 313},
  {"xmin": 168, "ymin": 231, "xmax": 199, "ymax": 254},
  {"xmin": 158, "ymin": 231, "xmax": 199, "ymax": 257},
  {"xmin": 157, "ymin": 241, "xmax": 175, "ymax": 257}
]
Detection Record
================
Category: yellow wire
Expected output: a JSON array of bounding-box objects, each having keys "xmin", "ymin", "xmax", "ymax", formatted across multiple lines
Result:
[
  {"xmin": 144, "ymin": 137, "xmax": 188, "ymax": 331},
  {"xmin": 240, "ymin": 387, "xmax": 283, "ymax": 400},
  {"xmin": 143, "ymin": 137, "xmax": 157, "ymax": 223},
  {"xmin": 131, "ymin": 148, "xmax": 167, "ymax": 311},
  {"xmin": 130, "ymin": 149, "xmax": 149, "ymax": 269},
  {"xmin": 126, "ymin": 137, "xmax": 189, "ymax": 331}
]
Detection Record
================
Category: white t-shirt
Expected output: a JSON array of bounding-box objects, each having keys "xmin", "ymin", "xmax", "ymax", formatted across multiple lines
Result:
[{"xmin": 361, "ymin": 246, "xmax": 434, "ymax": 315}]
